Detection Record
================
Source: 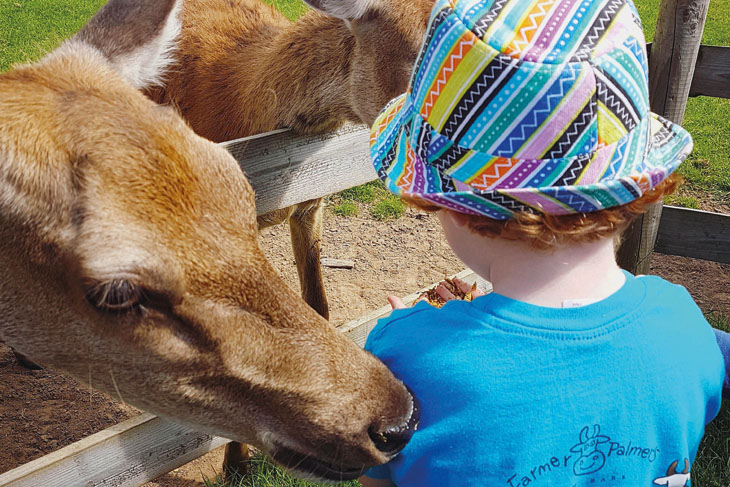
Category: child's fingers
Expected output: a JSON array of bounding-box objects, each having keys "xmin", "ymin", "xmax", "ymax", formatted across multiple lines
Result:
[
  {"xmin": 453, "ymin": 278, "xmax": 474, "ymax": 294},
  {"xmin": 471, "ymin": 288, "xmax": 487, "ymax": 298},
  {"xmin": 387, "ymin": 295, "xmax": 407, "ymax": 310},
  {"xmin": 453, "ymin": 278, "xmax": 487, "ymax": 298},
  {"xmin": 435, "ymin": 284, "xmax": 456, "ymax": 301}
]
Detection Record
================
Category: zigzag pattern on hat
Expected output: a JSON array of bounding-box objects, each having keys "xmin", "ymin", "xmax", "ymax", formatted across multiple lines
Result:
[
  {"xmin": 470, "ymin": 0, "xmax": 510, "ymax": 38},
  {"xmin": 545, "ymin": 100, "xmax": 596, "ymax": 159},
  {"xmin": 370, "ymin": 0, "xmax": 693, "ymax": 219},
  {"xmin": 574, "ymin": 0, "xmax": 625, "ymax": 60},
  {"xmin": 441, "ymin": 55, "xmax": 518, "ymax": 141}
]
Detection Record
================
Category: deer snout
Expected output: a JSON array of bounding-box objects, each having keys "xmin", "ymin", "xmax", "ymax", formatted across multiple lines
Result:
[
  {"xmin": 270, "ymin": 383, "xmax": 420, "ymax": 482},
  {"xmin": 368, "ymin": 384, "xmax": 420, "ymax": 457}
]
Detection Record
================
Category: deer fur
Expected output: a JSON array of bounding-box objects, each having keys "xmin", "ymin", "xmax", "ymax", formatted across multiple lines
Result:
[
  {"xmin": 148, "ymin": 0, "xmax": 435, "ymax": 320},
  {"xmin": 0, "ymin": 0, "xmax": 416, "ymax": 480}
]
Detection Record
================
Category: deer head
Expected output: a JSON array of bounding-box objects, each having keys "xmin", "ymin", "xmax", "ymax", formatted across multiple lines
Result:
[
  {"xmin": 303, "ymin": 0, "xmax": 435, "ymax": 126},
  {"xmin": 0, "ymin": 0, "xmax": 417, "ymax": 480}
]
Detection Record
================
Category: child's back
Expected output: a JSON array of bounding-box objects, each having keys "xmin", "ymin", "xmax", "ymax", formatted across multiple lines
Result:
[
  {"xmin": 366, "ymin": 274, "xmax": 722, "ymax": 484},
  {"xmin": 360, "ymin": 0, "xmax": 725, "ymax": 484}
]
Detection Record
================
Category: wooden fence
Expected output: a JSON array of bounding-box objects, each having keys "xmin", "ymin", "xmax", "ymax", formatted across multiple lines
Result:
[
  {"xmin": 616, "ymin": 0, "xmax": 730, "ymax": 273},
  {"xmin": 2, "ymin": 0, "xmax": 730, "ymax": 484}
]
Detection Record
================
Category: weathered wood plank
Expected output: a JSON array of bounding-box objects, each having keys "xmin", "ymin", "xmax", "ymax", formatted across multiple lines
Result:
[
  {"xmin": 690, "ymin": 45, "xmax": 730, "ymax": 99},
  {"xmin": 654, "ymin": 206, "xmax": 730, "ymax": 264},
  {"xmin": 221, "ymin": 124, "xmax": 375, "ymax": 216},
  {"xmin": 321, "ymin": 258, "xmax": 355, "ymax": 269},
  {"xmin": 0, "ymin": 414, "xmax": 228, "ymax": 487},
  {"xmin": 647, "ymin": 43, "xmax": 730, "ymax": 100},
  {"xmin": 648, "ymin": 0, "xmax": 710, "ymax": 122},
  {"xmin": 338, "ymin": 269, "xmax": 493, "ymax": 347},
  {"xmin": 617, "ymin": 0, "xmax": 710, "ymax": 274}
]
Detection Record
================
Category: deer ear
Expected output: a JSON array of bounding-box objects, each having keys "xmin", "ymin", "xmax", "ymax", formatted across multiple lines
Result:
[
  {"xmin": 74, "ymin": 0, "xmax": 182, "ymax": 89},
  {"xmin": 302, "ymin": 0, "xmax": 380, "ymax": 20}
]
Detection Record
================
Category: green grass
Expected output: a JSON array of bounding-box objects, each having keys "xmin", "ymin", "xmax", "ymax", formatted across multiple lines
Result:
[
  {"xmin": 261, "ymin": 0, "xmax": 310, "ymax": 20},
  {"xmin": 0, "ymin": 0, "xmax": 106, "ymax": 72},
  {"xmin": 203, "ymin": 454, "xmax": 360, "ymax": 487},
  {"xmin": 694, "ymin": 402, "xmax": 730, "ymax": 487},
  {"xmin": 328, "ymin": 181, "xmax": 407, "ymax": 220},
  {"xmin": 694, "ymin": 314, "xmax": 730, "ymax": 485},
  {"xmin": 678, "ymin": 96, "xmax": 730, "ymax": 204},
  {"xmin": 664, "ymin": 193, "xmax": 700, "ymax": 209},
  {"xmin": 371, "ymin": 195, "xmax": 406, "ymax": 221},
  {"xmin": 332, "ymin": 199, "xmax": 359, "ymax": 217}
]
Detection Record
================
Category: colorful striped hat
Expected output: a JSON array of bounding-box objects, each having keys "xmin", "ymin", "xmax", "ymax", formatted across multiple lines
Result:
[{"xmin": 370, "ymin": 0, "xmax": 693, "ymax": 219}]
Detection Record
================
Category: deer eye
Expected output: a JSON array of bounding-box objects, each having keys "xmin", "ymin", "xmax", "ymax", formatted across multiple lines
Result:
[{"xmin": 84, "ymin": 279, "xmax": 146, "ymax": 313}]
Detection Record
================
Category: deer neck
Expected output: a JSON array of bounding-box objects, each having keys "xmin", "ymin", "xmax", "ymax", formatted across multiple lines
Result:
[
  {"xmin": 170, "ymin": 9, "xmax": 361, "ymax": 141},
  {"xmin": 260, "ymin": 12, "xmax": 360, "ymax": 134}
]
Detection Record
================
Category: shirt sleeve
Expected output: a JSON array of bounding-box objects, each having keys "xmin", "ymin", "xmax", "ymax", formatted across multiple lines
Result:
[{"xmin": 365, "ymin": 301, "xmax": 434, "ymax": 354}]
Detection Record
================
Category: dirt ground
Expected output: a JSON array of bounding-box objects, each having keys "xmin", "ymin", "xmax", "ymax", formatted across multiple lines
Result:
[{"xmin": 1, "ymin": 208, "xmax": 728, "ymax": 485}]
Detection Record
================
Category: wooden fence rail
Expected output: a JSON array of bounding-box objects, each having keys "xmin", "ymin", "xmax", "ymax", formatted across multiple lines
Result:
[
  {"xmin": 689, "ymin": 45, "xmax": 730, "ymax": 99},
  {"xmin": 0, "ymin": 415, "xmax": 227, "ymax": 487},
  {"xmin": 221, "ymin": 124, "xmax": 373, "ymax": 216},
  {"xmin": 647, "ymin": 43, "xmax": 730, "ymax": 100},
  {"xmin": 655, "ymin": 206, "xmax": 730, "ymax": 264}
]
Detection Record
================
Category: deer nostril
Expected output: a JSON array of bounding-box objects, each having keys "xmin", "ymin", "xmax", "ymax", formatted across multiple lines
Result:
[{"xmin": 369, "ymin": 386, "xmax": 421, "ymax": 456}]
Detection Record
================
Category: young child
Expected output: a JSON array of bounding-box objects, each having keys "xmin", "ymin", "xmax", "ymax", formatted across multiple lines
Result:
[{"xmin": 360, "ymin": 0, "xmax": 724, "ymax": 485}]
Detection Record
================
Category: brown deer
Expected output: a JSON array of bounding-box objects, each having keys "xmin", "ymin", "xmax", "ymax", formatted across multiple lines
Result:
[
  {"xmin": 148, "ymin": 0, "xmax": 434, "ymax": 474},
  {"xmin": 0, "ymin": 0, "xmax": 418, "ymax": 481},
  {"xmin": 148, "ymin": 0, "xmax": 435, "ymax": 322}
]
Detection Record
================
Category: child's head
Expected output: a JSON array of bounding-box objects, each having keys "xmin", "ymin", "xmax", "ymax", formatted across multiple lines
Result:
[{"xmin": 369, "ymin": 0, "xmax": 692, "ymax": 250}]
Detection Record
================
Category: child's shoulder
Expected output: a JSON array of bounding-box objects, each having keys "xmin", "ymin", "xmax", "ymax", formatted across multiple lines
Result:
[
  {"xmin": 634, "ymin": 273, "xmax": 697, "ymax": 308},
  {"xmin": 365, "ymin": 299, "xmax": 478, "ymax": 351},
  {"xmin": 367, "ymin": 301, "xmax": 440, "ymax": 340},
  {"xmin": 631, "ymin": 274, "xmax": 714, "ymax": 342}
]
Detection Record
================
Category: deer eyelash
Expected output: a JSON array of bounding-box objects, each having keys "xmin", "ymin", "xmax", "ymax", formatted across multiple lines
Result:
[{"xmin": 84, "ymin": 279, "xmax": 147, "ymax": 313}]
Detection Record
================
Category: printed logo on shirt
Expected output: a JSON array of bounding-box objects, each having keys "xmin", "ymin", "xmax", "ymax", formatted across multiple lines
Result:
[
  {"xmin": 652, "ymin": 459, "xmax": 690, "ymax": 486},
  {"xmin": 505, "ymin": 424, "xmax": 663, "ymax": 486},
  {"xmin": 569, "ymin": 425, "xmax": 609, "ymax": 475}
]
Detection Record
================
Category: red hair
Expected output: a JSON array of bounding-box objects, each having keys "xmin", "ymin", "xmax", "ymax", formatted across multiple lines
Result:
[{"xmin": 404, "ymin": 174, "xmax": 681, "ymax": 250}]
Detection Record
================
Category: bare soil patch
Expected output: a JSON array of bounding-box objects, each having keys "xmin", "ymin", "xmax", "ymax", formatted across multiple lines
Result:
[{"xmin": 1, "ymin": 208, "xmax": 728, "ymax": 484}]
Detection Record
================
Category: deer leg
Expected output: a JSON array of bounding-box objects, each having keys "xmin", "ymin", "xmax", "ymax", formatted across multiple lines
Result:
[
  {"xmin": 223, "ymin": 442, "xmax": 253, "ymax": 481},
  {"xmin": 289, "ymin": 199, "xmax": 329, "ymax": 320}
]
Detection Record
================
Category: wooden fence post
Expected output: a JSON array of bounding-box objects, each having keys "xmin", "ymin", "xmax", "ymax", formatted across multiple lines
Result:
[{"xmin": 616, "ymin": 0, "xmax": 710, "ymax": 274}]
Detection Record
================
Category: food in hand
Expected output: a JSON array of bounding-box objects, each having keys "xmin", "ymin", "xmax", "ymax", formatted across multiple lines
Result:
[{"xmin": 418, "ymin": 279, "xmax": 478, "ymax": 308}]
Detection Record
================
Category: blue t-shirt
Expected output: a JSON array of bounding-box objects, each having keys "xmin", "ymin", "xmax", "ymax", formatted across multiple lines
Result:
[{"xmin": 364, "ymin": 272, "xmax": 724, "ymax": 486}]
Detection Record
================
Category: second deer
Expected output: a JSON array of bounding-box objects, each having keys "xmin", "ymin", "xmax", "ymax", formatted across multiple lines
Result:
[{"xmin": 149, "ymin": 0, "xmax": 435, "ymax": 320}]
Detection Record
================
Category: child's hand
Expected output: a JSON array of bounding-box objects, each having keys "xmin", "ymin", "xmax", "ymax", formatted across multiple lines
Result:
[
  {"xmin": 388, "ymin": 278, "xmax": 486, "ymax": 310},
  {"xmin": 436, "ymin": 278, "xmax": 486, "ymax": 301},
  {"xmin": 387, "ymin": 295, "xmax": 409, "ymax": 310}
]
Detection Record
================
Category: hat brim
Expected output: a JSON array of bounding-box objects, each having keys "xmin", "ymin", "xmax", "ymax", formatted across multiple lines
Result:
[{"xmin": 371, "ymin": 93, "xmax": 693, "ymax": 220}]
